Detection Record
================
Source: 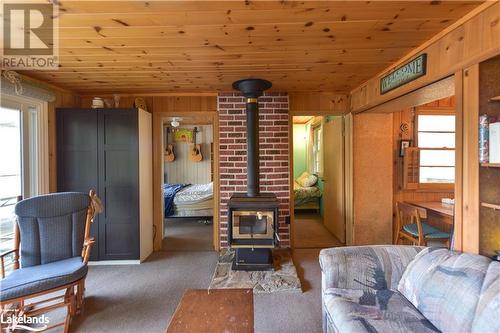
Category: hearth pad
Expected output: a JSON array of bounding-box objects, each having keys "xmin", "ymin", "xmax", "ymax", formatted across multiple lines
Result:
[{"xmin": 209, "ymin": 249, "xmax": 302, "ymax": 294}]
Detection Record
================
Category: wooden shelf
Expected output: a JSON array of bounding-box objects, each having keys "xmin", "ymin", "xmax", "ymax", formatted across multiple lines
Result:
[
  {"xmin": 480, "ymin": 163, "xmax": 500, "ymax": 168},
  {"xmin": 490, "ymin": 95, "xmax": 500, "ymax": 102},
  {"xmin": 481, "ymin": 202, "xmax": 500, "ymax": 210}
]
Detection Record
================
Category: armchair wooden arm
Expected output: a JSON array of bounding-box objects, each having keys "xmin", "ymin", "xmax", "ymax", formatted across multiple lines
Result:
[
  {"xmin": 82, "ymin": 237, "xmax": 95, "ymax": 264},
  {"xmin": 0, "ymin": 249, "xmax": 19, "ymax": 278},
  {"xmin": 81, "ymin": 190, "xmax": 99, "ymax": 264}
]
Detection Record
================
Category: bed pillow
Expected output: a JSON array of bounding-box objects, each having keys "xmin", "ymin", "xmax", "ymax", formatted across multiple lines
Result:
[{"xmin": 297, "ymin": 172, "xmax": 318, "ymax": 187}]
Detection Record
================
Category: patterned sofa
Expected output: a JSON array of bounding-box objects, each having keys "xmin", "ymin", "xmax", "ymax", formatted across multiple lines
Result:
[{"xmin": 319, "ymin": 245, "xmax": 500, "ymax": 333}]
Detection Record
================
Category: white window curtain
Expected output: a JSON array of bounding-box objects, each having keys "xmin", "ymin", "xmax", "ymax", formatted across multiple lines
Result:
[{"xmin": 1, "ymin": 76, "xmax": 56, "ymax": 102}]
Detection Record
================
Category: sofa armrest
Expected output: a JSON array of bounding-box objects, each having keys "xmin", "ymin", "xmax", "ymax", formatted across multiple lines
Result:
[{"xmin": 319, "ymin": 245, "xmax": 423, "ymax": 292}]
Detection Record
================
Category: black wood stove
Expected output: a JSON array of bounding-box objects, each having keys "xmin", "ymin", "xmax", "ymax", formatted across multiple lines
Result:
[{"xmin": 228, "ymin": 78, "xmax": 279, "ymax": 271}]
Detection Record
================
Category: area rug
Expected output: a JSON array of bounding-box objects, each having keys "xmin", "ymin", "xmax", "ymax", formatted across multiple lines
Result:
[{"xmin": 208, "ymin": 249, "xmax": 302, "ymax": 294}]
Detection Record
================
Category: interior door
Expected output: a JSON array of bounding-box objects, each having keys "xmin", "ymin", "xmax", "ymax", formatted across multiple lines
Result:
[
  {"xmin": 323, "ymin": 117, "xmax": 345, "ymax": 243},
  {"xmin": 98, "ymin": 108, "xmax": 139, "ymax": 260}
]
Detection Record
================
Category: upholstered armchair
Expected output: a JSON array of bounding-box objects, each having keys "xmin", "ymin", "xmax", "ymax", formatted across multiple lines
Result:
[{"xmin": 0, "ymin": 190, "xmax": 100, "ymax": 333}]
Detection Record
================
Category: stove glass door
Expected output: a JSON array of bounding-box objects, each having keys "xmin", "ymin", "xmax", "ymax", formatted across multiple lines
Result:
[{"xmin": 232, "ymin": 211, "xmax": 274, "ymax": 239}]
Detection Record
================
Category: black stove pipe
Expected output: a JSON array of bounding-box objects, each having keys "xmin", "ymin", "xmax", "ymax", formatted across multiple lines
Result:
[{"xmin": 232, "ymin": 79, "xmax": 272, "ymax": 197}]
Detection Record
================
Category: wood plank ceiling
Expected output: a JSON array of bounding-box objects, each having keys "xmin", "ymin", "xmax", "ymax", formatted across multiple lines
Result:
[
  {"xmin": 293, "ymin": 116, "xmax": 314, "ymax": 124},
  {"xmin": 23, "ymin": 1, "xmax": 482, "ymax": 94}
]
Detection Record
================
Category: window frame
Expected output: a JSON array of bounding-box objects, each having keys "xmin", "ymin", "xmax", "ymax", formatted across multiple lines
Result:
[
  {"xmin": 414, "ymin": 108, "xmax": 455, "ymax": 191},
  {"xmin": 1, "ymin": 94, "xmax": 49, "ymax": 198},
  {"xmin": 311, "ymin": 123, "xmax": 323, "ymax": 177}
]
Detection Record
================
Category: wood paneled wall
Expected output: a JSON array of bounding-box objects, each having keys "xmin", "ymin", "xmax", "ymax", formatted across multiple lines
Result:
[
  {"xmin": 353, "ymin": 112, "xmax": 393, "ymax": 245},
  {"xmin": 350, "ymin": 2, "xmax": 499, "ymax": 113},
  {"xmin": 289, "ymin": 92, "xmax": 348, "ymax": 115},
  {"xmin": 79, "ymin": 95, "xmax": 216, "ymax": 113},
  {"xmin": 164, "ymin": 125, "xmax": 213, "ymax": 184}
]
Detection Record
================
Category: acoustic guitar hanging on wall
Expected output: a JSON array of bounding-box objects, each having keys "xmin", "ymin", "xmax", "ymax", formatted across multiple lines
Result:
[
  {"xmin": 190, "ymin": 127, "xmax": 203, "ymax": 162},
  {"xmin": 165, "ymin": 127, "xmax": 175, "ymax": 162}
]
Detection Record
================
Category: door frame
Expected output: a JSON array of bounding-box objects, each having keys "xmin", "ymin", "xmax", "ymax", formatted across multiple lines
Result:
[
  {"xmin": 358, "ymin": 75, "xmax": 463, "ymax": 251},
  {"xmin": 152, "ymin": 110, "xmax": 220, "ymax": 251},
  {"xmin": 288, "ymin": 112, "xmax": 351, "ymax": 249}
]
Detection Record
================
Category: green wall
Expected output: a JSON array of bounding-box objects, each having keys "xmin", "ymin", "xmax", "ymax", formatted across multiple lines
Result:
[{"xmin": 293, "ymin": 124, "xmax": 307, "ymax": 179}]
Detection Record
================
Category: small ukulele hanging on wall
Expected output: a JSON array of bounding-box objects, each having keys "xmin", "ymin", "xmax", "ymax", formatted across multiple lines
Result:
[
  {"xmin": 190, "ymin": 127, "xmax": 203, "ymax": 162},
  {"xmin": 165, "ymin": 127, "xmax": 175, "ymax": 162}
]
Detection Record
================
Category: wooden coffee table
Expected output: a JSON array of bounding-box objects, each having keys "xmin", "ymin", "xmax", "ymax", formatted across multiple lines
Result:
[{"xmin": 166, "ymin": 288, "xmax": 254, "ymax": 333}]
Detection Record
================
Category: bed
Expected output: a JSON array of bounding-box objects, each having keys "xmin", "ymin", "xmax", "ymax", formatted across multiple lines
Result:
[
  {"xmin": 293, "ymin": 172, "xmax": 321, "ymax": 212},
  {"xmin": 163, "ymin": 183, "xmax": 213, "ymax": 218}
]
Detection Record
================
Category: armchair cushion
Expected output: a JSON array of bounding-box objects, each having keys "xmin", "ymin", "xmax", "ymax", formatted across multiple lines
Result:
[
  {"xmin": 0, "ymin": 257, "xmax": 87, "ymax": 301},
  {"xmin": 324, "ymin": 287, "xmax": 439, "ymax": 333},
  {"xmin": 15, "ymin": 192, "xmax": 90, "ymax": 267}
]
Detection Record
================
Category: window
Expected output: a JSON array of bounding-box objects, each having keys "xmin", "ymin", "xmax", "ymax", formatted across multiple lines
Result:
[
  {"xmin": 417, "ymin": 112, "xmax": 455, "ymax": 184},
  {"xmin": 0, "ymin": 108, "xmax": 22, "ymax": 254},
  {"xmin": 312, "ymin": 125, "xmax": 322, "ymax": 174},
  {"xmin": 0, "ymin": 94, "xmax": 48, "ymax": 254}
]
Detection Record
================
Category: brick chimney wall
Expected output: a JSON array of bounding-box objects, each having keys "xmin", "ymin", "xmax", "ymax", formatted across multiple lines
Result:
[{"xmin": 217, "ymin": 92, "xmax": 290, "ymax": 248}]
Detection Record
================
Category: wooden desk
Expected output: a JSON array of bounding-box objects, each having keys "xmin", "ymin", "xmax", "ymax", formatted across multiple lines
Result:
[
  {"xmin": 407, "ymin": 201, "xmax": 454, "ymax": 232},
  {"xmin": 166, "ymin": 288, "xmax": 254, "ymax": 333}
]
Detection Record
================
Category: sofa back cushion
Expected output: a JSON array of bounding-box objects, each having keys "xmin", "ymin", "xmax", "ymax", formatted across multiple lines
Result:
[
  {"xmin": 471, "ymin": 261, "xmax": 500, "ymax": 333},
  {"xmin": 398, "ymin": 248, "xmax": 491, "ymax": 333}
]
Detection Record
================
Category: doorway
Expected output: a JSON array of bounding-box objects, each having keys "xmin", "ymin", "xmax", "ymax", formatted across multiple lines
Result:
[
  {"xmin": 291, "ymin": 115, "xmax": 345, "ymax": 248},
  {"xmin": 161, "ymin": 115, "xmax": 215, "ymax": 251},
  {"xmin": 393, "ymin": 95, "xmax": 457, "ymax": 246}
]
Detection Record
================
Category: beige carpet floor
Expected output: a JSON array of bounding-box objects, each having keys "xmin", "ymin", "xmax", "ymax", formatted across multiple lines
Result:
[
  {"xmin": 162, "ymin": 218, "xmax": 214, "ymax": 251},
  {"xmin": 47, "ymin": 249, "xmax": 324, "ymax": 333},
  {"xmin": 293, "ymin": 212, "xmax": 343, "ymax": 249}
]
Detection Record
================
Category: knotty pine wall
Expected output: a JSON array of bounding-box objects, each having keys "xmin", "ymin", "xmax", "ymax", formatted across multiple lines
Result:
[
  {"xmin": 164, "ymin": 124, "xmax": 213, "ymax": 184},
  {"xmin": 350, "ymin": 2, "xmax": 499, "ymax": 113},
  {"xmin": 79, "ymin": 95, "xmax": 216, "ymax": 114}
]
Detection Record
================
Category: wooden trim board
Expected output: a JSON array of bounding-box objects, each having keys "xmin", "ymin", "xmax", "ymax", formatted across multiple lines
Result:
[
  {"xmin": 462, "ymin": 64, "xmax": 480, "ymax": 254},
  {"xmin": 356, "ymin": 75, "xmax": 454, "ymax": 114},
  {"xmin": 453, "ymin": 71, "xmax": 464, "ymax": 252}
]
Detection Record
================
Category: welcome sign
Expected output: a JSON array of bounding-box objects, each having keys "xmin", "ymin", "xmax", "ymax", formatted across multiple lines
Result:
[{"xmin": 380, "ymin": 54, "xmax": 427, "ymax": 95}]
